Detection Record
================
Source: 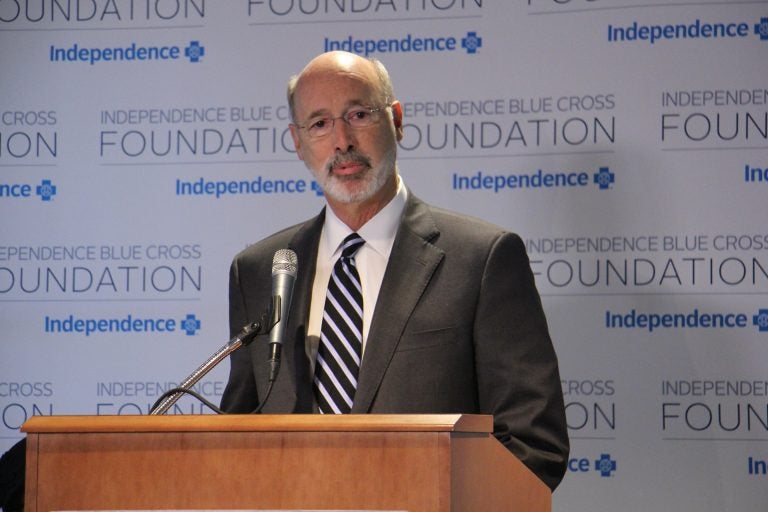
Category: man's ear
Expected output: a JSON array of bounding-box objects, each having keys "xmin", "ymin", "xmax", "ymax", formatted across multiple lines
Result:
[
  {"xmin": 289, "ymin": 123, "xmax": 304, "ymax": 161},
  {"xmin": 391, "ymin": 101, "xmax": 404, "ymax": 141}
]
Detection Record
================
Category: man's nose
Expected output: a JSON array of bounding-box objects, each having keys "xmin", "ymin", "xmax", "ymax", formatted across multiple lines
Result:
[{"xmin": 332, "ymin": 117, "xmax": 356, "ymax": 152}]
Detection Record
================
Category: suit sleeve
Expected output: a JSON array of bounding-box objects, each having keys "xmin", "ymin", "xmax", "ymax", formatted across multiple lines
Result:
[
  {"xmin": 220, "ymin": 257, "xmax": 260, "ymax": 413},
  {"xmin": 474, "ymin": 231, "xmax": 569, "ymax": 490}
]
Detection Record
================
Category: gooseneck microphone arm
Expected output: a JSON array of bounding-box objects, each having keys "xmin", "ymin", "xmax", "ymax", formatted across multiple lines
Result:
[
  {"xmin": 149, "ymin": 314, "xmax": 274, "ymax": 416},
  {"xmin": 150, "ymin": 248, "xmax": 297, "ymax": 416}
]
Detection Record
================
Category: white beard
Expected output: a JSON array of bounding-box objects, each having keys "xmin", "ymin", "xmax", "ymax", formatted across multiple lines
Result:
[{"xmin": 311, "ymin": 145, "xmax": 397, "ymax": 205}]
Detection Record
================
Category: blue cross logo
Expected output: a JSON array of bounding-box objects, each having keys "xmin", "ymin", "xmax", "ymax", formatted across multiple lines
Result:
[
  {"xmin": 593, "ymin": 167, "xmax": 615, "ymax": 190},
  {"xmin": 180, "ymin": 314, "xmax": 201, "ymax": 336},
  {"xmin": 754, "ymin": 309, "xmax": 768, "ymax": 332},
  {"xmin": 310, "ymin": 181, "xmax": 325, "ymax": 197},
  {"xmin": 461, "ymin": 32, "xmax": 483, "ymax": 54},
  {"xmin": 595, "ymin": 454, "xmax": 617, "ymax": 477},
  {"xmin": 184, "ymin": 41, "xmax": 205, "ymax": 63},
  {"xmin": 36, "ymin": 180, "xmax": 57, "ymax": 201},
  {"xmin": 755, "ymin": 17, "xmax": 768, "ymax": 40}
]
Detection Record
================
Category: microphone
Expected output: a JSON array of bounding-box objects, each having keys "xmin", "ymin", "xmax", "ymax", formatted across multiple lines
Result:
[{"xmin": 268, "ymin": 249, "xmax": 297, "ymax": 382}]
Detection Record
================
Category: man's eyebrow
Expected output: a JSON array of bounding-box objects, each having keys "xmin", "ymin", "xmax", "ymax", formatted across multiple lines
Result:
[
  {"xmin": 303, "ymin": 100, "xmax": 370, "ymax": 121},
  {"xmin": 304, "ymin": 107, "xmax": 331, "ymax": 121}
]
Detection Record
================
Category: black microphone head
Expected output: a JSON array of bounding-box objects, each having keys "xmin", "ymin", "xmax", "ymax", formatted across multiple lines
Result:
[{"xmin": 272, "ymin": 249, "xmax": 297, "ymax": 277}]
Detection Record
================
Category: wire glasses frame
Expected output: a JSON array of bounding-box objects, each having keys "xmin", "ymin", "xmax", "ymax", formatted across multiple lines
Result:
[{"xmin": 295, "ymin": 104, "xmax": 392, "ymax": 140}]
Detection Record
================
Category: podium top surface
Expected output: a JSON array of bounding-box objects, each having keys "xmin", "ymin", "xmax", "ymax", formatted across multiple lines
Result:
[{"xmin": 21, "ymin": 414, "xmax": 492, "ymax": 434}]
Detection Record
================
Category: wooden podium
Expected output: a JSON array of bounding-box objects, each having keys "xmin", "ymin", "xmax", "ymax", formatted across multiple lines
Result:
[{"xmin": 22, "ymin": 414, "xmax": 550, "ymax": 511}]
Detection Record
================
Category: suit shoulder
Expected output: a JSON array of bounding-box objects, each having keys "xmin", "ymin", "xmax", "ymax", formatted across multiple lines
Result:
[
  {"xmin": 232, "ymin": 217, "xmax": 314, "ymax": 265},
  {"xmin": 424, "ymin": 202, "xmax": 522, "ymax": 244}
]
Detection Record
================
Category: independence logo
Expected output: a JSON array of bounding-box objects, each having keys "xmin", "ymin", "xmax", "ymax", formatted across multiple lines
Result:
[
  {"xmin": 568, "ymin": 453, "xmax": 617, "ymax": 477},
  {"xmin": 0, "ymin": 179, "xmax": 56, "ymax": 201},
  {"xmin": 175, "ymin": 176, "xmax": 314, "ymax": 199},
  {"xmin": 608, "ymin": 17, "xmax": 767, "ymax": 45},
  {"xmin": 50, "ymin": 41, "xmax": 205, "ymax": 65},
  {"xmin": 44, "ymin": 313, "xmax": 202, "ymax": 336},
  {"xmin": 325, "ymin": 31, "xmax": 482, "ymax": 57},
  {"xmin": 452, "ymin": 166, "xmax": 615, "ymax": 193},
  {"xmin": 605, "ymin": 308, "xmax": 768, "ymax": 333}
]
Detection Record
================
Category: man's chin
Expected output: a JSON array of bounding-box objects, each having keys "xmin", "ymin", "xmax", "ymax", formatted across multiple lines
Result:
[
  {"xmin": 317, "ymin": 163, "xmax": 393, "ymax": 205},
  {"xmin": 324, "ymin": 182, "xmax": 372, "ymax": 204}
]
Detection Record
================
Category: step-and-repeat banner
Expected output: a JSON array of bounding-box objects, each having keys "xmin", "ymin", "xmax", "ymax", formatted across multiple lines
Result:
[{"xmin": 1, "ymin": 1, "xmax": 766, "ymax": 510}]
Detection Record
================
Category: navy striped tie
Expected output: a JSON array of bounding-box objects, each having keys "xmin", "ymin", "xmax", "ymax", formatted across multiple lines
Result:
[{"xmin": 314, "ymin": 233, "xmax": 365, "ymax": 414}]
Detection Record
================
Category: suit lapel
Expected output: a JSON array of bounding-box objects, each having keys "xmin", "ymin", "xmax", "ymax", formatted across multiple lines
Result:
[
  {"xmin": 269, "ymin": 211, "xmax": 324, "ymax": 413},
  {"xmin": 352, "ymin": 194, "xmax": 444, "ymax": 413}
]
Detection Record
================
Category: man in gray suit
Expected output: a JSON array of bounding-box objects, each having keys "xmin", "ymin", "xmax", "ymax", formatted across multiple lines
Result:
[{"xmin": 221, "ymin": 51, "xmax": 569, "ymax": 490}]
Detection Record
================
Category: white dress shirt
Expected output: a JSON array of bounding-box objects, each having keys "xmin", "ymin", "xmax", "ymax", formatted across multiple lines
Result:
[{"xmin": 306, "ymin": 179, "xmax": 408, "ymax": 367}]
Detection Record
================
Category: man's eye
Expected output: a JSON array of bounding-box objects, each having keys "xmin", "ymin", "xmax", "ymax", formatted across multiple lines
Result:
[
  {"xmin": 310, "ymin": 119, "xmax": 328, "ymax": 129},
  {"xmin": 349, "ymin": 110, "xmax": 370, "ymax": 120}
]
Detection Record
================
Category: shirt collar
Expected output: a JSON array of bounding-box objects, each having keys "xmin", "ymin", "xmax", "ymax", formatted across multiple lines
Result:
[{"xmin": 323, "ymin": 177, "xmax": 408, "ymax": 259}]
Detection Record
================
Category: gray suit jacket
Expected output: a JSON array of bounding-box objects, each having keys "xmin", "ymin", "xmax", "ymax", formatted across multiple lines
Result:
[{"xmin": 221, "ymin": 192, "xmax": 569, "ymax": 490}]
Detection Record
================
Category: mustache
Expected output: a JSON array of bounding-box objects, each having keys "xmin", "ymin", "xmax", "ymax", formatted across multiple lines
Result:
[{"xmin": 326, "ymin": 150, "xmax": 372, "ymax": 173}]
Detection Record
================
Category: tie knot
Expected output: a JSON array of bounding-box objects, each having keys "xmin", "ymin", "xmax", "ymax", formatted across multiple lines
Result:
[{"xmin": 340, "ymin": 233, "xmax": 365, "ymax": 259}]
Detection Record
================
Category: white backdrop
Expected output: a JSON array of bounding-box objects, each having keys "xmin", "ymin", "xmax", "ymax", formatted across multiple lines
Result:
[{"xmin": 1, "ymin": 1, "xmax": 767, "ymax": 510}]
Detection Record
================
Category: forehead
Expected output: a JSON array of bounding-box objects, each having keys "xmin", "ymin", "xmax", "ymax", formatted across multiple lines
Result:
[{"xmin": 293, "ymin": 67, "xmax": 382, "ymax": 118}]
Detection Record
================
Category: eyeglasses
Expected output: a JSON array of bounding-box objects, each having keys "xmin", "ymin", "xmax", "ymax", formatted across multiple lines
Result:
[{"xmin": 296, "ymin": 105, "xmax": 390, "ymax": 140}]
